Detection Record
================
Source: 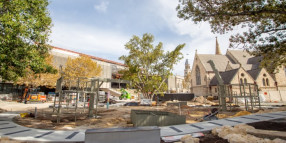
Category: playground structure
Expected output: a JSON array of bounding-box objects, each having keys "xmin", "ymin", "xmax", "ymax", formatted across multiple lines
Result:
[
  {"xmin": 208, "ymin": 60, "xmax": 261, "ymax": 112},
  {"xmin": 53, "ymin": 76, "xmax": 130, "ymax": 123}
]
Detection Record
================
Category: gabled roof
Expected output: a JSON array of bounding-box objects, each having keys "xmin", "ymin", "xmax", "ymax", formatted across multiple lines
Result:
[
  {"xmin": 227, "ymin": 50, "xmax": 258, "ymax": 70},
  {"xmin": 209, "ymin": 68, "xmax": 239, "ymax": 86},
  {"xmin": 247, "ymin": 68, "xmax": 261, "ymax": 80},
  {"xmin": 197, "ymin": 54, "xmax": 231, "ymax": 72},
  {"xmin": 51, "ymin": 46, "xmax": 126, "ymax": 67}
]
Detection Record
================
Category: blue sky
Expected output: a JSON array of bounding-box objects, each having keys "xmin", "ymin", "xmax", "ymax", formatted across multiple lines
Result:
[{"xmin": 48, "ymin": 0, "xmax": 236, "ymax": 76}]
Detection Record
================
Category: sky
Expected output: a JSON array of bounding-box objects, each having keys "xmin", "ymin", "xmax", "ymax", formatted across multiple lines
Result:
[{"xmin": 47, "ymin": 0, "xmax": 237, "ymax": 76}]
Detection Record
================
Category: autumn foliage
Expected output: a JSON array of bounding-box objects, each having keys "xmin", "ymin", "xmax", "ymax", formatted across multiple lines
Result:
[
  {"xmin": 16, "ymin": 55, "xmax": 59, "ymax": 88},
  {"xmin": 63, "ymin": 56, "xmax": 102, "ymax": 80}
]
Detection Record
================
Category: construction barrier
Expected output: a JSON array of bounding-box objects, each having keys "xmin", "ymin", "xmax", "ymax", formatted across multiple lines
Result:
[
  {"xmin": 153, "ymin": 93, "xmax": 194, "ymax": 101},
  {"xmin": 131, "ymin": 110, "xmax": 186, "ymax": 127},
  {"xmin": 85, "ymin": 126, "xmax": 160, "ymax": 143}
]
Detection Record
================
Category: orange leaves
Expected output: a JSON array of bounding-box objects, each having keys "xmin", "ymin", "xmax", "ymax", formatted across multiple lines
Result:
[{"xmin": 63, "ymin": 55, "xmax": 101, "ymax": 80}]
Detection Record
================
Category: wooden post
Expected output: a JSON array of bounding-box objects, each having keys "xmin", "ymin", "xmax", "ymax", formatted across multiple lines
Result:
[
  {"xmin": 88, "ymin": 80, "xmax": 96, "ymax": 118},
  {"xmin": 57, "ymin": 91, "xmax": 62, "ymax": 123},
  {"xmin": 75, "ymin": 78, "xmax": 80, "ymax": 122},
  {"xmin": 249, "ymin": 84, "xmax": 254, "ymax": 112},
  {"xmin": 95, "ymin": 81, "xmax": 104, "ymax": 118},
  {"xmin": 34, "ymin": 107, "xmax": 37, "ymax": 119}
]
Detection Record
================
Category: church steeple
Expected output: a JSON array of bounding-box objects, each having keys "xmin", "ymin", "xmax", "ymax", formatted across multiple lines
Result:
[
  {"xmin": 215, "ymin": 37, "xmax": 222, "ymax": 55},
  {"xmin": 184, "ymin": 59, "xmax": 190, "ymax": 77}
]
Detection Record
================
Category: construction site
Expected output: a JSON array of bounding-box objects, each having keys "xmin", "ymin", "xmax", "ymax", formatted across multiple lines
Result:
[{"xmin": 1, "ymin": 72, "xmax": 286, "ymax": 143}]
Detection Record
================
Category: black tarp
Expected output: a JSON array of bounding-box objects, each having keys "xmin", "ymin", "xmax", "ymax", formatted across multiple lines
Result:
[{"xmin": 153, "ymin": 93, "xmax": 194, "ymax": 101}]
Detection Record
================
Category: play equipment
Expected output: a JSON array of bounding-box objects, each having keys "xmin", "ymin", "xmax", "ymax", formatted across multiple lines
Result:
[{"xmin": 119, "ymin": 88, "xmax": 131, "ymax": 100}]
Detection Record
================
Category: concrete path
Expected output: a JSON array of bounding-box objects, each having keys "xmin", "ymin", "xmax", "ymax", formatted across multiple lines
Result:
[
  {"xmin": 160, "ymin": 111, "xmax": 286, "ymax": 137},
  {"xmin": 0, "ymin": 112, "xmax": 85, "ymax": 142},
  {"xmin": 1, "ymin": 111, "xmax": 286, "ymax": 142}
]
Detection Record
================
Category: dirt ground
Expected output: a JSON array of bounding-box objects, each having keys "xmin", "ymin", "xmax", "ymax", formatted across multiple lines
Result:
[
  {"xmin": 9, "ymin": 102, "xmax": 286, "ymax": 130},
  {"xmin": 11, "ymin": 103, "xmax": 242, "ymax": 130}
]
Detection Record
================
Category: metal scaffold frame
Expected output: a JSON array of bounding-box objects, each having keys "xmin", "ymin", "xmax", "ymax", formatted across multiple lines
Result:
[
  {"xmin": 53, "ymin": 76, "xmax": 130, "ymax": 123},
  {"xmin": 207, "ymin": 60, "xmax": 261, "ymax": 112}
]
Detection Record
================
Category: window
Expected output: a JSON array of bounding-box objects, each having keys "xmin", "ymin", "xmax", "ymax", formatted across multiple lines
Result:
[
  {"xmin": 244, "ymin": 78, "xmax": 247, "ymax": 84},
  {"xmin": 266, "ymin": 78, "xmax": 269, "ymax": 86},
  {"xmin": 215, "ymin": 88, "xmax": 217, "ymax": 93},
  {"xmin": 240, "ymin": 78, "xmax": 243, "ymax": 84},
  {"xmin": 196, "ymin": 66, "xmax": 201, "ymax": 85},
  {"xmin": 241, "ymin": 73, "xmax": 245, "ymax": 77},
  {"xmin": 263, "ymin": 78, "xmax": 266, "ymax": 86}
]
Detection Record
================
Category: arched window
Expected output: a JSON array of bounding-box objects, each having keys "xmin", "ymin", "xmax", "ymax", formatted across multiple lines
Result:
[
  {"xmin": 266, "ymin": 78, "xmax": 269, "ymax": 86},
  {"xmin": 240, "ymin": 78, "xmax": 243, "ymax": 84},
  {"xmin": 244, "ymin": 78, "xmax": 247, "ymax": 84},
  {"xmin": 196, "ymin": 66, "xmax": 201, "ymax": 85},
  {"xmin": 263, "ymin": 78, "xmax": 266, "ymax": 86}
]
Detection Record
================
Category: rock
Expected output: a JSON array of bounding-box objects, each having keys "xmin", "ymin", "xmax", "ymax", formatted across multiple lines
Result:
[{"xmin": 180, "ymin": 135, "xmax": 199, "ymax": 143}]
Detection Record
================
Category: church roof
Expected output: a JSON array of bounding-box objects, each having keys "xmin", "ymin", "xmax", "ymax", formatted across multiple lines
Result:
[
  {"xmin": 247, "ymin": 68, "xmax": 261, "ymax": 80},
  {"xmin": 226, "ymin": 50, "xmax": 260, "ymax": 70},
  {"xmin": 209, "ymin": 68, "xmax": 239, "ymax": 86},
  {"xmin": 197, "ymin": 54, "xmax": 232, "ymax": 72}
]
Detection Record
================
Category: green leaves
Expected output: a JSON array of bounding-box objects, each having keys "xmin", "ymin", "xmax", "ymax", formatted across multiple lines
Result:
[
  {"xmin": 177, "ymin": 0, "xmax": 286, "ymax": 73},
  {"xmin": 119, "ymin": 33, "xmax": 185, "ymax": 99},
  {"xmin": 0, "ymin": 0, "xmax": 52, "ymax": 81}
]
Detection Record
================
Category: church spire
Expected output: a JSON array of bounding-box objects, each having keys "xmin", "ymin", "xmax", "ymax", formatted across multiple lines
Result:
[{"xmin": 215, "ymin": 37, "xmax": 222, "ymax": 55}]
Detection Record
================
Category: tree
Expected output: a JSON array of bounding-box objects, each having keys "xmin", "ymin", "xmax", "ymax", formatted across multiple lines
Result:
[
  {"xmin": 182, "ymin": 72, "xmax": 191, "ymax": 90},
  {"xmin": 0, "ymin": 0, "xmax": 53, "ymax": 81},
  {"xmin": 63, "ymin": 56, "xmax": 102, "ymax": 82},
  {"xmin": 16, "ymin": 55, "xmax": 59, "ymax": 88},
  {"xmin": 119, "ymin": 33, "xmax": 185, "ymax": 100},
  {"xmin": 177, "ymin": 0, "xmax": 286, "ymax": 73}
]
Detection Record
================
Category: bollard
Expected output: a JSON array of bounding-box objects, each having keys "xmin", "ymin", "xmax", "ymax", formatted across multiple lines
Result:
[{"xmin": 34, "ymin": 107, "xmax": 37, "ymax": 119}]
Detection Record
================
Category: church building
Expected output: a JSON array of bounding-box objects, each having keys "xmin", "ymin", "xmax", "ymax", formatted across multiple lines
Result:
[{"xmin": 185, "ymin": 38, "xmax": 286, "ymax": 102}]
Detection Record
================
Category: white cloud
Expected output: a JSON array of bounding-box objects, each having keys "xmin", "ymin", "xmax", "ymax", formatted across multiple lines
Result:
[
  {"xmin": 94, "ymin": 1, "xmax": 109, "ymax": 13},
  {"xmin": 154, "ymin": 0, "xmax": 240, "ymax": 75},
  {"xmin": 49, "ymin": 21, "xmax": 130, "ymax": 62}
]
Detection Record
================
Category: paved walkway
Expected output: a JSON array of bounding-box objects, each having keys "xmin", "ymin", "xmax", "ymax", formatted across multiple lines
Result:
[
  {"xmin": 0, "ymin": 112, "xmax": 85, "ymax": 142},
  {"xmin": 160, "ymin": 111, "xmax": 286, "ymax": 137},
  {"xmin": 0, "ymin": 111, "xmax": 286, "ymax": 142}
]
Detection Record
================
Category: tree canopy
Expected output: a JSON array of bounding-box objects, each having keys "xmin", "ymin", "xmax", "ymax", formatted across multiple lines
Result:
[
  {"xmin": 63, "ymin": 56, "xmax": 102, "ymax": 81},
  {"xmin": 16, "ymin": 55, "xmax": 59, "ymax": 88},
  {"xmin": 119, "ymin": 33, "xmax": 185, "ymax": 99},
  {"xmin": 0, "ymin": 0, "xmax": 53, "ymax": 81},
  {"xmin": 177, "ymin": 0, "xmax": 286, "ymax": 73}
]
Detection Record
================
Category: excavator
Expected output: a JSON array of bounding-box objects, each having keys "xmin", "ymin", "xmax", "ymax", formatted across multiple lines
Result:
[{"xmin": 20, "ymin": 87, "xmax": 47, "ymax": 104}]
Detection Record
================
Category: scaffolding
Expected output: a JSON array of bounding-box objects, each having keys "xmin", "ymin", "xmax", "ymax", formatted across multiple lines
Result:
[
  {"xmin": 217, "ymin": 83, "xmax": 261, "ymax": 112},
  {"xmin": 207, "ymin": 60, "xmax": 261, "ymax": 112},
  {"xmin": 53, "ymin": 76, "xmax": 130, "ymax": 123}
]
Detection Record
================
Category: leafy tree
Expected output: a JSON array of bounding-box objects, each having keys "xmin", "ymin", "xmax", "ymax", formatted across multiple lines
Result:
[
  {"xmin": 16, "ymin": 55, "xmax": 59, "ymax": 88},
  {"xmin": 182, "ymin": 72, "xmax": 191, "ymax": 90},
  {"xmin": 119, "ymin": 33, "xmax": 185, "ymax": 100},
  {"xmin": 63, "ymin": 56, "xmax": 102, "ymax": 82},
  {"xmin": 177, "ymin": 0, "xmax": 286, "ymax": 73},
  {"xmin": 0, "ymin": 0, "xmax": 53, "ymax": 81}
]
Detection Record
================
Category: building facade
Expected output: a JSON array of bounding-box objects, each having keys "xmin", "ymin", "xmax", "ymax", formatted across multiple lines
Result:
[
  {"xmin": 187, "ymin": 38, "xmax": 286, "ymax": 102},
  {"xmin": 50, "ymin": 46, "xmax": 126, "ymax": 88}
]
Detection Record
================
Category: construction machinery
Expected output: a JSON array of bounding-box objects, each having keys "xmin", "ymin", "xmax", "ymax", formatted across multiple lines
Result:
[
  {"xmin": 119, "ymin": 88, "xmax": 131, "ymax": 100},
  {"xmin": 21, "ymin": 88, "xmax": 47, "ymax": 104}
]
